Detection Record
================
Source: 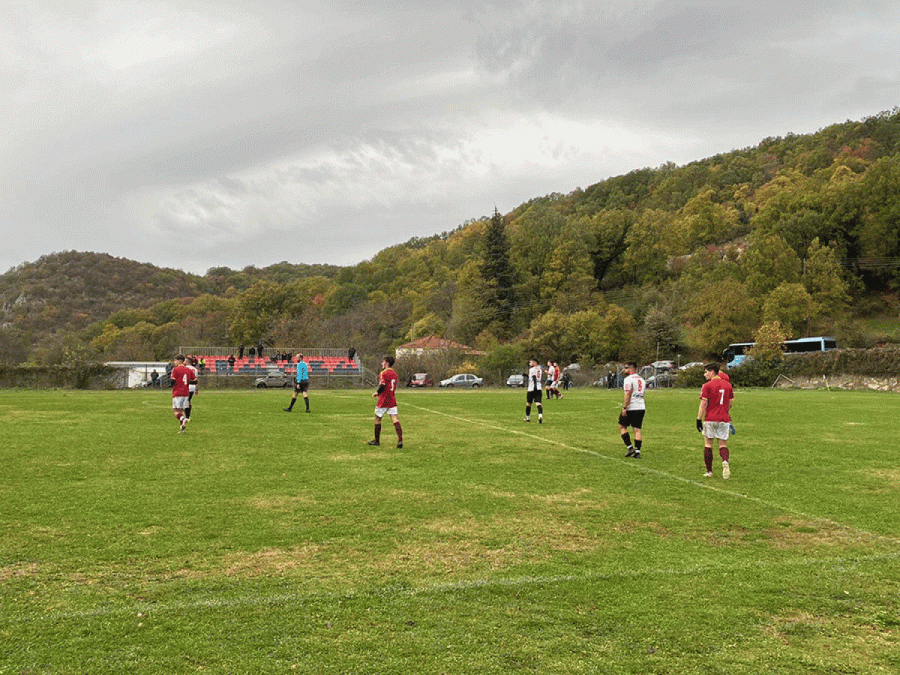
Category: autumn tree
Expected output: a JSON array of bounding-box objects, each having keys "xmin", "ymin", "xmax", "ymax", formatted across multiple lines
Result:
[
  {"xmin": 589, "ymin": 209, "xmax": 633, "ymax": 286},
  {"xmin": 761, "ymin": 283, "xmax": 814, "ymax": 338},
  {"xmin": 685, "ymin": 278, "xmax": 759, "ymax": 355},
  {"xmin": 802, "ymin": 238, "xmax": 850, "ymax": 319},
  {"xmin": 748, "ymin": 321, "xmax": 787, "ymax": 363},
  {"xmin": 540, "ymin": 221, "xmax": 597, "ymax": 311},
  {"xmin": 599, "ymin": 305, "xmax": 636, "ymax": 361},
  {"xmin": 520, "ymin": 307, "xmax": 606, "ymax": 364},
  {"xmin": 643, "ymin": 304, "xmax": 682, "ymax": 354},
  {"xmin": 740, "ymin": 233, "xmax": 802, "ymax": 297}
]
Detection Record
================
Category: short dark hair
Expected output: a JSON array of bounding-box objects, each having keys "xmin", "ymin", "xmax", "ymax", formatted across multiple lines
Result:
[
  {"xmin": 175, "ymin": 354, "xmax": 185, "ymax": 362},
  {"xmin": 626, "ymin": 361, "xmax": 638, "ymax": 370},
  {"xmin": 383, "ymin": 355, "xmax": 395, "ymax": 367},
  {"xmin": 704, "ymin": 363, "xmax": 720, "ymax": 374}
]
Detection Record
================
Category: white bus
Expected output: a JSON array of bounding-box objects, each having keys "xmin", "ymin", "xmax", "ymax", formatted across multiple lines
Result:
[{"xmin": 723, "ymin": 336, "xmax": 837, "ymax": 367}]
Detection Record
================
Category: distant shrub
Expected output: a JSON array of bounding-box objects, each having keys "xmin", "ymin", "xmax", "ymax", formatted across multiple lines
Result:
[
  {"xmin": 675, "ymin": 347, "xmax": 900, "ymax": 388},
  {"xmin": 0, "ymin": 364, "xmax": 117, "ymax": 389},
  {"xmin": 674, "ymin": 365, "xmax": 706, "ymax": 389},
  {"xmin": 784, "ymin": 347, "xmax": 900, "ymax": 376},
  {"xmin": 727, "ymin": 359, "xmax": 785, "ymax": 387}
]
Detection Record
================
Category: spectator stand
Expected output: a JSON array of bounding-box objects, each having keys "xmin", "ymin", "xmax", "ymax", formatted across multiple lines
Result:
[{"xmin": 178, "ymin": 347, "xmax": 365, "ymax": 388}]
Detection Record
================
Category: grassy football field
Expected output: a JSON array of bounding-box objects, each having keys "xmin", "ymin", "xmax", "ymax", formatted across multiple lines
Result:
[{"xmin": 1, "ymin": 386, "xmax": 898, "ymax": 674}]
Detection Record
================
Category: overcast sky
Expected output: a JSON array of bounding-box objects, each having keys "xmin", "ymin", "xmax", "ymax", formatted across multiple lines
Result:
[{"xmin": 2, "ymin": 1, "xmax": 899, "ymax": 275}]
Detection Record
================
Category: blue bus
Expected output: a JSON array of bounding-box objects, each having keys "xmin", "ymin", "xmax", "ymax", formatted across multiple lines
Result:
[{"xmin": 724, "ymin": 336, "xmax": 837, "ymax": 367}]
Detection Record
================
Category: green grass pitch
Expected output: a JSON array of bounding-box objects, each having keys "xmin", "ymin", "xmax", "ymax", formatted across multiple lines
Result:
[{"xmin": 1, "ymin": 386, "xmax": 898, "ymax": 674}]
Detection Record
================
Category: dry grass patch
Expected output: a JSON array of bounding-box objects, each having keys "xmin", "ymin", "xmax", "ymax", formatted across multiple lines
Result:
[
  {"xmin": 222, "ymin": 544, "xmax": 331, "ymax": 577},
  {"xmin": 384, "ymin": 537, "xmax": 517, "ymax": 575},
  {"xmin": 865, "ymin": 467, "xmax": 900, "ymax": 487},
  {"xmin": 0, "ymin": 562, "xmax": 41, "ymax": 582},
  {"xmin": 245, "ymin": 494, "xmax": 318, "ymax": 511},
  {"xmin": 610, "ymin": 521, "xmax": 673, "ymax": 538},
  {"xmin": 764, "ymin": 517, "xmax": 887, "ymax": 550},
  {"xmin": 329, "ymin": 451, "xmax": 391, "ymax": 461},
  {"xmin": 760, "ymin": 611, "xmax": 899, "ymax": 666}
]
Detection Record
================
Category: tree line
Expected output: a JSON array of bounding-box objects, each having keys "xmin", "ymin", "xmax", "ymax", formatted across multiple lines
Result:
[{"xmin": 3, "ymin": 110, "xmax": 900, "ymax": 377}]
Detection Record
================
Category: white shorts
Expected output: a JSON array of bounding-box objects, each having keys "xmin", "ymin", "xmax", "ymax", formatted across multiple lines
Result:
[
  {"xmin": 189, "ymin": 384, "xmax": 197, "ymax": 393},
  {"xmin": 703, "ymin": 421, "xmax": 730, "ymax": 441},
  {"xmin": 172, "ymin": 396, "xmax": 190, "ymax": 410},
  {"xmin": 375, "ymin": 406, "xmax": 398, "ymax": 418}
]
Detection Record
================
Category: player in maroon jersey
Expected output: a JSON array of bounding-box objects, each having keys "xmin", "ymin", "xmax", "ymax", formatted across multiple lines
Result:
[
  {"xmin": 697, "ymin": 363, "xmax": 735, "ymax": 478},
  {"xmin": 170, "ymin": 355, "xmax": 193, "ymax": 433},
  {"xmin": 368, "ymin": 356, "xmax": 403, "ymax": 448}
]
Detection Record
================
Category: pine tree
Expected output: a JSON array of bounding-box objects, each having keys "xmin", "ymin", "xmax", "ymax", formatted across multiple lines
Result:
[{"xmin": 482, "ymin": 207, "xmax": 516, "ymax": 336}]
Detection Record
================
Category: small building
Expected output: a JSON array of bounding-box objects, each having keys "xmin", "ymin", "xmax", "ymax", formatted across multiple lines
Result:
[{"xmin": 105, "ymin": 361, "xmax": 170, "ymax": 388}]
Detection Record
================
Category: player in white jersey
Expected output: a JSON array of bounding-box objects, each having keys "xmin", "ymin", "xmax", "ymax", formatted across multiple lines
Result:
[
  {"xmin": 618, "ymin": 361, "xmax": 645, "ymax": 458},
  {"xmin": 184, "ymin": 356, "xmax": 199, "ymax": 421},
  {"xmin": 524, "ymin": 359, "xmax": 543, "ymax": 423}
]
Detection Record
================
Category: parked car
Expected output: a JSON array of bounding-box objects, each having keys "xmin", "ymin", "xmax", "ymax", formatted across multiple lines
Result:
[
  {"xmin": 646, "ymin": 371, "xmax": 675, "ymax": 388},
  {"xmin": 506, "ymin": 373, "xmax": 526, "ymax": 387},
  {"xmin": 679, "ymin": 361, "xmax": 704, "ymax": 370},
  {"xmin": 439, "ymin": 373, "xmax": 483, "ymax": 388},
  {"xmin": 254, "ymin": 371, "xmax": 292, "ymax": 388},
  {"xmin": 651, "ymin": 360, "xmax": 676, "ymax": 370},
  {"xmin": 407, "ymin": 372, "xmax": 434, "ymax": 387}
]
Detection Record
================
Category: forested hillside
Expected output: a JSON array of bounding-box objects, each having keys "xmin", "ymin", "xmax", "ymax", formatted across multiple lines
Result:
[{"xmin": 4, "ymin": 110, "xmax": 900, "ymax": 373}]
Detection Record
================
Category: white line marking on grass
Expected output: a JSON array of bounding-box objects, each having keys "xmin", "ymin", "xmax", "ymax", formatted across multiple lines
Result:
[
  {"xmin": 20, "ymin": 550, "xmax": 900, "ymax": 623},
  {"xmin": 407, "ymin": 403, "xmax": 900, "ymax": 546}
]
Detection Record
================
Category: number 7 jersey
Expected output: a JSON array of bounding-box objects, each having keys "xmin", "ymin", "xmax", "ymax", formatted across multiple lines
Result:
[{"xmin": 700, "ymin": 376, "xmax": 733, "ymax": 422}]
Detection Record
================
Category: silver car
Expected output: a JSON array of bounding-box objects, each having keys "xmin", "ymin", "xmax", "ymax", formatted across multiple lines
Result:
[
  {"xmin": 506, "ymin": 374, "xmax": 526, "ymax": 387},
  {"xmin": 254, "ymin": 371, "xmax": 292, "ymax": 388},
  {"xmin": 439, "ymin": 373, "xmax": 483, "ymax": 388}
]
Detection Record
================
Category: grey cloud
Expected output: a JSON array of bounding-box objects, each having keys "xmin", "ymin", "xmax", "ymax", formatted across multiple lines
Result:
[{"xmin": 3, "ymin": 1, "xmax": 900, "ymax": 275}]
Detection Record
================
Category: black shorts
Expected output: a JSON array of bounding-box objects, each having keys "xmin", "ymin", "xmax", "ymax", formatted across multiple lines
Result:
[
  {"xmin": 619, "ymin": 409, "xmax": 645, "ymax": 429},
  {"xmin": 294, "ymin": 381, "xmax": 310, "ymax": 393},
  {"xmin": 526, "ymin": 389, "xmax": 543, "ymax": 404}
]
